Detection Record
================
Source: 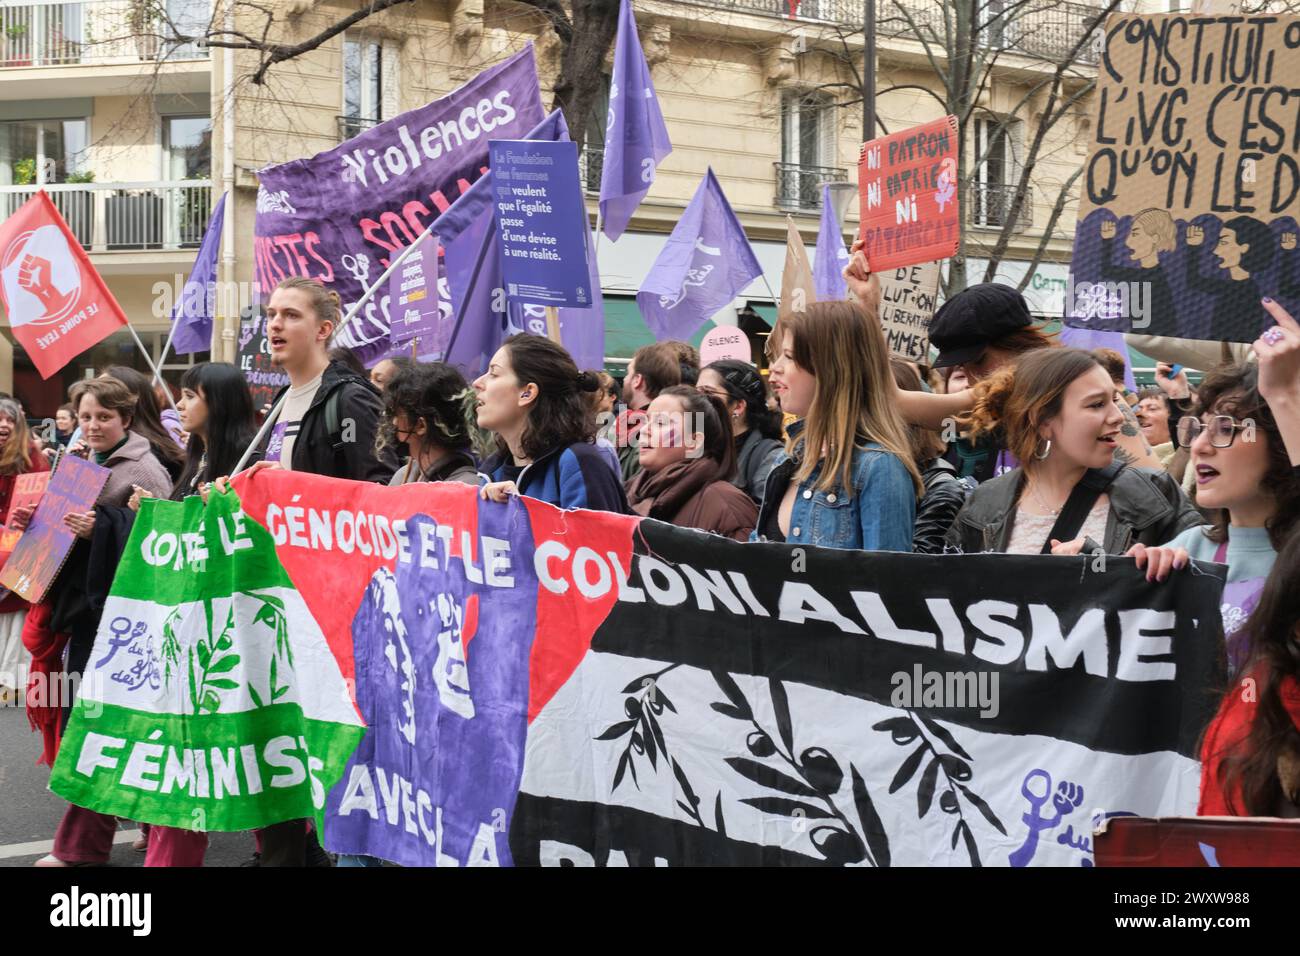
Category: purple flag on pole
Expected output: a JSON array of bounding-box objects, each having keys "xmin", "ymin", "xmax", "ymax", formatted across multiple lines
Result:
[
  {"xmin": 636, "ymin": 169, "xmax": 761, "ymax": 342},
  {"xmin": 1059, "ymin": 326, "xmax": 1137, "ymax": 392},
  {"xmin": 170, "ymin": 192, "xmax": 226, "ymax": 355},
  {"xmin": 598, "ymin": 0, "xmax": 672, "ymax": 242},
  {"xmin": 441, "ymin": 111, "xmax": 605, "ymax": 377},
  {"xmin": 814, "ymin": 184, "xmax": 849, "ymax": 302}
]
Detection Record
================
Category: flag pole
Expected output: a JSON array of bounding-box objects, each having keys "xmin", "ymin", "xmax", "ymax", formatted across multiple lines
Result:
[
  {"xmin": 230, "ymin": 221, "xmax": 436, "ymax": 477},
  {"xmin": 152, "ymin": 271, "xmax": 184, "ymax": 386},
  {"xmin": 125, "ymin": 323, "xmax": 180, "ymax": 414}
]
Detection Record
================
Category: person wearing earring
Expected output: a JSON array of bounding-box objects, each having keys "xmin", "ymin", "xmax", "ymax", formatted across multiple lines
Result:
[
  {"xmin": 696, "ymin": 359, "xmax": 784, "ymax": 504},
  {"xmin": 945, "ymin": 348, "xmax": 1200, "ymax": 555}
]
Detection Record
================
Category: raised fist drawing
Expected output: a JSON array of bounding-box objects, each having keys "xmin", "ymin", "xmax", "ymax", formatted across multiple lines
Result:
[
  {"xmin": 17, "ymin": 254, "xmax": 73, "ymax": 316},
  {"xmin": 1053, "ymin": 781, "xmax": 1085, "ymax": 816},
  {"xmin": 1185, "ymin": 224, "xmax": 1204, "ymax": 246},
  {"xmin": 1099, "ymin": 220, "xmax": 1116, "ymax": 240},
  {"xmin": 1282, "ymin": 232, "xmax": 1297, "ymax": 251}
]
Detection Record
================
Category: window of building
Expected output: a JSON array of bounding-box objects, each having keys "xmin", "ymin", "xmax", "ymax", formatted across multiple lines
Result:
[
  {"xmin": 0, "ymin": 118, "xmax": 87, "ymax": 185},
  {"xmin": 582, "ymin": 73, "xmax": 611, "ymax": 194},
  {"xmin": 779, "ymin": 90, "xmax": 835, "ymax": 209},
  {"xmin": 342, "ymin": 35, "xmax": 384, "ymax": 138},
  {"xmin": 164, "ymin": 115, "xmax": 212, "ymax": 180},
  {"xmin": 972, "ymin": 117, "xmax": 1023, "ymax": 228}
]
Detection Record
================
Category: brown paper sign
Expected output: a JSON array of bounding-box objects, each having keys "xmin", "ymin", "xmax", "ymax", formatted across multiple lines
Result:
[{"xmin": 879, "ymin": 261, "xmax": 940, "ymax": 361}]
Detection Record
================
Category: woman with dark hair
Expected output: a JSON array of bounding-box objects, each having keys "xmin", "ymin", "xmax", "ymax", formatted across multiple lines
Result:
[
  {"xmin": 625, "ymin": 385, "xmax": 757, "ymax": 540},
  {"xmin": 1124, "ymin": 363, "xmax": 1300, "ymax": 673},
  {"xmin": 890, "ymin": 359, "xmax": 970, "ymax": 554},
  {"xmin": 1198, "ymin": 530, "xmax": 1300, "ymax": 817},
  {"xmin": 380, "ymin": 363, "xmax": 478, "ymax": 486},
  {"xmin": 945, "ymin": 348, "xmax": 1200, "ymax": 555},
  {"xmin": 142, "ymin": 363, "xmax": 258, "ymax": 501},
  {"xmin": 1185, "ymin": 216, "xmax": 1275, "ymax": 341},
  {"xmin": 100, "ymin": 365, "xmax": 185, "ymax": 481},
  {"xmin": 696, "ymin": 359, "xmax": 784, "ymax": 504},
  {"xmin": 473, "ymin": 334, "xmax": 629, "ymax": 513}
]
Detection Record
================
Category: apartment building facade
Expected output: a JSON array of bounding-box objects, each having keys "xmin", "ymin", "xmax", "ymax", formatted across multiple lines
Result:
[{"xmin": 0, "ymin": 0, "xmax": 1105, "ymax": 414}]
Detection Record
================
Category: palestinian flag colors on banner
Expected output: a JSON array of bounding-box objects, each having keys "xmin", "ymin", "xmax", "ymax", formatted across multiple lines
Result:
[
  {"xmin": 232, "ymin": 472, "xmax": 1226, "ymax": 868},
  {"xmin": 49, "ymin": 489, "xmax": 364, "ymax": 831}
]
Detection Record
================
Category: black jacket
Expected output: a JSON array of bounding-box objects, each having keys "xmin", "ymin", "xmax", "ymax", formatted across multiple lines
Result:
[
  {"xmin": 733, "ymin": 428, "xmax": 784, "ymax": 504},
  {"xmin": 944, "ymin": 464, "xmax": 1202, "ymax": 555},
  {"xmin": 262, "ymin": 360, "xmax": 397, "ymax": 483},
  {"xmin": 912, "ymin": 458, "xmax": 971, "ymax": 555}
]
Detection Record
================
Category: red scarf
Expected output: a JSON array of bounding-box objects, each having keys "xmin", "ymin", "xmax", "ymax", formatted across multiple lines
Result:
[{"xmin": 21, "ymin": 601, "xmax": 70, "ymax": 767}]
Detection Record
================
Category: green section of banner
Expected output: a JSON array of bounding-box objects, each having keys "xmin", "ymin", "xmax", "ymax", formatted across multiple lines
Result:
[
  {"xmin": 49, "ymin": 699, "xmax": 364, "ymax": 832},
  {"xmin": 108, "ymin": 489, "xmax": 294, "ymax": 607}
]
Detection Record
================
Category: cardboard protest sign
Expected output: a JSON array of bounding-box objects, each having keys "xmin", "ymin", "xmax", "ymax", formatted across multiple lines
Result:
[
  {"xmin": 490, "ymin": 139, "xmax": 593, "ymax": 309},
  {"xmin": 0, "ymin": 456, "xmax": 108, "ymax": 602},
  {"xmin": 236, "ymin": 307, "xmax": 288, "ymax": 413},
  {"xmin": 879, "ymin": 261, "xmax": 941, "ymax": 361},
  {"xmin": 858, "ymin": 116, "xmax": 959, "ymax": 272},
  {"xmin": 0, "ymin": 471, "xmax": 50, "ymax": 560},
  {"xmin": 1069, "ymin": 13, "xmax": 1300, "ymax": 342},
  {"xmin": 780, "ymin": 217, "xmax": 816, "ymax": 322},
  {"xmin": 700, "ymin": 325, "xmax": 751, "ymax": 365}
]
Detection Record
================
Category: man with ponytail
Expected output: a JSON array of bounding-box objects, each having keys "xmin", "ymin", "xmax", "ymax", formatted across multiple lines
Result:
[{"xmin": 256, "ymin": 277, "xmax": 397, "ymax": 483}]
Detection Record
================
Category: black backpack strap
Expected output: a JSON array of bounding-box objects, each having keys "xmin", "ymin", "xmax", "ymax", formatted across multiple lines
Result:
[
  {"xmin": 324, "ymin": 386, "xmax": 347, "ymax": 475},
  {"xmin": 1039, "ymin": 461, "xmax": 1126, "ymax": 555}
]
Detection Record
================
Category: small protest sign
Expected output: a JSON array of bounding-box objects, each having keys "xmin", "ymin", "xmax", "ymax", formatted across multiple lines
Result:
[
  {"xmin": 1069, "ymin": 13, "xmax": 1300, "ymax": 342},
  {"xmin": 700, "ymin": 324, "xmax": 750, "ymax": 365},
  {"xmin": 490, "ymin": 139, "xmax": 593, "ymax": 309},
  {"xmin": 0, "ymin": 456, "xmax": 108, "ymax": 603},
  {"xmin": 0, "ymin": 471, "xmax": 50, "ymax": 557},
  {"xmin": 237, "ymin": 307, "xmax": 288, "ymax": 413},
  {"xmin": 388, "ymin": 231, "xmax": 444, "ymax": 350},
  {"xmin": 858, "ymin": 116, "xmax": 959, "ymax": 272},
  {"xmin": 879, "ymin": 261, "xmax": 940, "ymax": 361}
]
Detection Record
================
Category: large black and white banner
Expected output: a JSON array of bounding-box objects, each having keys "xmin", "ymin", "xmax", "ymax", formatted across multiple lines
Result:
[{"xmin": 509, "ymin": 519, "xmax": 1225, "ymax": 867}]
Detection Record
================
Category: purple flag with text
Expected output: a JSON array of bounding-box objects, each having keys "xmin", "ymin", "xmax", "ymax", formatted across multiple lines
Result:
[
  {"xmin": 637, "ymin": 169, "xmax": 761, "ymax": 342},
  {"xmin": 814, "ymin": 184, "xmax": 849, "ymax": 303},
  {"xmin": 441, "ymin": 111, "xmax": 604, "ymax": 377},
  {"xmin": 170, "ymin": 192, "xmax": 226, "ymax": 355},
  {"xmin": 1059, "ymin": 327, "xmax": 1137, "ymax": 392},
  {"xmin": 599, "ymin": 0, "xmax": 672, "ymax": 242}
]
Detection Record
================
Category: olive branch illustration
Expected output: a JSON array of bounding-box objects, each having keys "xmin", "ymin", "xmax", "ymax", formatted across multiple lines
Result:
[
  {"xmin": 872, "ymin": 711, "xmax": 1006, "ymax": 866},
  {"xmin": 595, "ymin": 664, "xmax": 892, "ymax": 866}
]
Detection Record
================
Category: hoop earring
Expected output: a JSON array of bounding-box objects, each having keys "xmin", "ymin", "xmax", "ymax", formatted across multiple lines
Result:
[{"xmin": 1034, "ymin": 439, "xmax": 1052, "ymax": 461}]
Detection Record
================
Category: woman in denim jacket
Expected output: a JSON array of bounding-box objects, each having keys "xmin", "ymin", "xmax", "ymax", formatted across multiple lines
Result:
[{"xmin": 752, "ymin": 301, "xmax": 920, "ymax": 550}]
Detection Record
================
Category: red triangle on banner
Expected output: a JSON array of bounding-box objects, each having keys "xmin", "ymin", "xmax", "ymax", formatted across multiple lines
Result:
[{"xmin": 0, "ymin": 190, "xmax": 129, "ymax": 379}]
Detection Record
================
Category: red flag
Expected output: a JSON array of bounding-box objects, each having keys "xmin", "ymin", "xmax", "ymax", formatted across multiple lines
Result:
[{"xmin": 0, "ymin": 191, "xmax": 128, "ymax": 378}]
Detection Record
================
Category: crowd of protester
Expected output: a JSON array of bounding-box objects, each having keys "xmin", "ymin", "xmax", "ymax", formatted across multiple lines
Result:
[{"xmin": 4, "ymin": 247, "xmax": 1300, "ymax": 864}]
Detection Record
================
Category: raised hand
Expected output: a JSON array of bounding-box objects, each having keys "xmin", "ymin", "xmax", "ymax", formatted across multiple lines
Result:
[
  {"xmin": 1185, "ymin": 224, "xmax": 1204, "ymax": 246},
  {"xmin": 1100, "ymin": 220, "xmax": 1116, "ymax": 240}
]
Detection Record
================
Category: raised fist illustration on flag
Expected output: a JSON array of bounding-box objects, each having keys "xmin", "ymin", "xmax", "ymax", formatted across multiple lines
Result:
[{"xmin": 17, "ymin": 253, "xmax": 75, "ymax": 319}]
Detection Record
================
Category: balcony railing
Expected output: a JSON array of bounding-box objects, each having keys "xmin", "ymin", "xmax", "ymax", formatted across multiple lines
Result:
[
  {"xmin": 687, "ymin": 0, "xmax": 1103, "ymax": 66},
  {"xmin": 775, "ymin": 161, "xmax": 847, "ymax": 211},
  {"xmin": 337, "ymin": 115, "xmax": 382, "ymax": 143},
  {"xmin": 579, "ymin": 146, "xmax": 604, "ymax": 195},
  {"xmin": 0, "ymin": 2, "xmax": 210, "ymax": 69},
  {"xmin": 969, "ymin": 181, "xmax": 1032, "ymax": 232},
  {"xmin": 0, "ymin": 181, "xmax": 214, "ymax": 251}
]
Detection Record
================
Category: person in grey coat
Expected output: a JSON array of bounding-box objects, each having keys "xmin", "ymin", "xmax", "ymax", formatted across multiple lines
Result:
[{"xmin": 697, "ymin": 359, "xmax": 785, "ymax": 504}]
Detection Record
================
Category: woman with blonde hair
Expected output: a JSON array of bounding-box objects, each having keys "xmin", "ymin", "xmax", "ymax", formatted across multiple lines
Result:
[
  {"xmin": 753, "ymin": 301, "xmax": 919, "ymax": 551},
  {"xmin": 945, "ymin": 348, "xmax": 1200, "ymax": 555}
]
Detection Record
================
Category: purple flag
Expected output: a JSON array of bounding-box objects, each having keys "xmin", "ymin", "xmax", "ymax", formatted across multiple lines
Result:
[
  {"xmin": 598, "ymin": 0, "xmax": 672, "ymax": 242},
  {"xmin": 636, "ymin": 169, "xmax": 761, "ymax": 341},
  {"xmin": 258, "ymin": 47, "xmax": 545, "ymax": 367},
  {"xmin": 170, "ymin": 191, "xmax": 226, "ymax": 355},
  {"xmin": 814, "ymin": 184, "xmax": 849, "ymax": 302},
  {"xmin": 1059, "ymin": 326, "xmax": 1137, "ymax": 392},
  {"xmin": 442, "ymin": 111, "xmax": 605, "ymax": 377}
]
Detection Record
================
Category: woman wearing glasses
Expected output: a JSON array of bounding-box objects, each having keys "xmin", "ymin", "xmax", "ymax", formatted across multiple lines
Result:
[
  {"xmin": 1129, "ymin": 363, "xmax": 1300, "ymax": 673},
  {"xmin": 380, "ymin": 363, "xmax": 481, "ymax": 487}
]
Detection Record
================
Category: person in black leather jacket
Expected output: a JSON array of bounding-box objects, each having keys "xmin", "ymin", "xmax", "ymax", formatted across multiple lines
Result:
[
  {"xmin": 891, "ymin": 359, "xmax": 972, "ymax": 553},
  {"xmin": 697, "ymin": 359, "xmax": 785, "ymax": 504}
]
